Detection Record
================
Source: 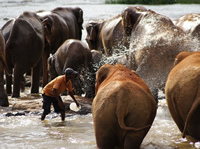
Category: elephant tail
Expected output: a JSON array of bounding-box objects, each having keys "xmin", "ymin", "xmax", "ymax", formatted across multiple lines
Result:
[
  {"xmin": 182, "ymin": 86, "xmax": 200, "ymax": 138},
  {"xmin": 117, "ymin": 114, "xmax": 151, "ymax": 131}
]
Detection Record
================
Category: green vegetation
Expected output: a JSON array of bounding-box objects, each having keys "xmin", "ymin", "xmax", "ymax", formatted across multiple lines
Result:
[{"xmin": 105, "ymin": 0, "xmax": 200, "ymax": 4}]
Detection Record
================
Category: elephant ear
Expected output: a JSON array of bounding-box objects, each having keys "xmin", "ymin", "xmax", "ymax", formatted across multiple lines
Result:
[
  {"xmin": 90, "ymin": 25, "xmax": 97, "ymax": 42},
  {"xmin": 122, "ymin": 7, "xmax": 141, "ymax": 36},
  {"xmin": 78, "ymin": 9, "xmax": 83, "ymax": 25},
  {"xmin": 95, "ymin": 64, "xmax": 113, "ymax": 93},
  {"xmin": 73, "ymin": 7, "xmax": 83, "ymax": 29},
  {"xmin": 86, "ymin": 23, "xmax": 97, "ymax": 42},
  {"xmin": 122, "ymin": 8, "xmax": 132, "ymax": 36},
  {"xmin": 41, "ymin": 17, "xmax": 53, "ymax": 44}
]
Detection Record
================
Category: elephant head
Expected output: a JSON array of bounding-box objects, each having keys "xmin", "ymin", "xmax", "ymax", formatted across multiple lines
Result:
[
  {"xmin": 52, "ymin": 7, "xmax": 83, "ymax": 41},
  {"xmin": 40, "ymin": 15, "xmax": 53, "ymax": 46},
  {"xmin": 86, "ymin": 15, "xmax": 124, "ymax": 56},
  {"xmin": 72, "ymin": 7, "xmax": 84, "ymax": 34},
  {"xmin": 174, "ymin": 51, "xmax": 200, "ymax": 65},
  {"xmin": 121, "ymin": 6, "xmax": 145, "ymax": 47},
  {"xmin": 86, "ymin": 21, "xmax": 99, "ymax": 51}
]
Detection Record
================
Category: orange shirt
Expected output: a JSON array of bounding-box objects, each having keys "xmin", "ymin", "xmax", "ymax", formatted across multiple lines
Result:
[{"xmin": 42, "ymin": 75, "xmax": 73, "ymax": 97}]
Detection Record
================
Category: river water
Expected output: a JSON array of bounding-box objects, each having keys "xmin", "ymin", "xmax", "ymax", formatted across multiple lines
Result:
[{"xmin": 0, "ymin": 0, "xmax": 200, "ymax": 149}]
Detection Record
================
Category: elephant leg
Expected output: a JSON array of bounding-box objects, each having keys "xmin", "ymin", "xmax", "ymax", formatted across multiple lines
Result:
[
  {"xmin": 12, "ymin": 64, "xmax": 25, "ymax": 98},
  {"xmin": 0, "ymin": 71, "xmax": 9, "ymax": 106},
  {"xmin": 42, "ymin": 50, "xmax": 49, "ymax": 87},
  {"xmin": 124, "ymin": 132, "xmax": 143, "ymax": 149},
  {"xmin": 96, "ymin": 134, "xmax": 116, "ymax": 149},
  {"xmin": 6, "ymin": 72, "xmax": 12, "ymax": 95},
  {"xmin": 151, "ymin": 88, "xmax": 158, "ymax": 103},
  {"xmin": 31, "ymin": 59, "xmax": 42, "ymax": 93},
  {"xmin": 182, "ymin": 87, "xmax": 200, "ymax": 138},
  {"xmin": 6, "ymin": 63, "xmax": 12, "ymax": 95}
]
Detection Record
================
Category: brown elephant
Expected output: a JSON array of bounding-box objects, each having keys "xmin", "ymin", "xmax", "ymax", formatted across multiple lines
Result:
[
  {"xmin": 48, "ymin": 39, "xmax": 94, "ymax": 98},
  {"xmin": 37, "ymin": 7, "xmax": 83, "ymax": 86},
  {"xmin": 93, "ymin": 64, "xmax": 157, "ymax": 149},
  {"xmin": 37, "ymin": 7, "xmax": 83, "ymax": 55},
  {"xmin": 86, "ymin": 14, "xmax": 124, "ymax": 56},
  {"xmin": 85, "ymin": 6, "xmax": 146, "ymax": 57},
  {"xmin": 165, "ymin": 51, "xmax": 200, "ymax": 140},
  {"xmin": 1, "ymin": 11, "xmax": 45, "ymax": 98},
  {"xmin": 121, "ymin": 6, "xmax": 147, "ymax": 47},
  {"xmin": 0, "ymin": 30, "xmax": 9, "ymax": 106},
  {"xmin": 125, "ymin": 9, "xmax": 198, "ymax": 101},
  {"xmin": 175, "ymin": 13, "xmax": 200, "ymax": 40}
]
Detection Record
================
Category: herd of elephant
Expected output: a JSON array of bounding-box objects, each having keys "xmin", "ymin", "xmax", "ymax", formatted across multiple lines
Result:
[{"xmin": 0, "ymin": 5, "xmax": 200, "ymax": 149}]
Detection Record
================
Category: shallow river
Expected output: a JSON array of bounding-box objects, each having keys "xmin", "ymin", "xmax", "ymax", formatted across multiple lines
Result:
[{"xmin": 0, "ymin": 0, "xmax": 200, "ymax": 149}]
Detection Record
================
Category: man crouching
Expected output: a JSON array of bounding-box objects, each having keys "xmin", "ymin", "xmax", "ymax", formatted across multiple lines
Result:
[{"xmin": 41, "ymin": 68, "xmax": 80, "ymax": 121}]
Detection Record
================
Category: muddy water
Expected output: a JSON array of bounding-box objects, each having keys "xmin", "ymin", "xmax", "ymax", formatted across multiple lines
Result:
[{"xmin": 0, "ymin": 0, "xmax": 200, "ymax": 149}]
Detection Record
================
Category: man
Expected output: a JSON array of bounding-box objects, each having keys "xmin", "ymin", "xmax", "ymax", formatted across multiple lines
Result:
[{"xmin": 41, "ymin": 68, "xmax": 80, "ymax": 121}]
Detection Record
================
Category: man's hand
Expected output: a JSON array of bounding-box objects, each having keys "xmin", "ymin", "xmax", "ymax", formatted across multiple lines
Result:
[{"xmin": 69, "ymin": 91, "xmax": 79, "ymax": 107}]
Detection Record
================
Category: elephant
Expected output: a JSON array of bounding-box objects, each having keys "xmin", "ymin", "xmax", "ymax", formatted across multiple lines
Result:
[
  {"xmin": 92, "ymin": 64, "xmax": 157, "ymax": 149},
  {"xmin": 86, "ymin": 14, "xmax": 124, "ymax": 56},
  {"xmin": 37, "ymin": 7, "xmax": 83, "ymax": 55},
  {"xmin": 121, "ymin": 6, "xmax": 147, "ymax": 47},
  {"xmin": 0, "ymin": 30, "xmax": 9, "ymax": 106},
  {"xmin": 124, "ymin": 9, "xmax": 199, "ymax": 101},
  {"xmin": 36, "ymin": 7, "xmax": 83, "ymax": 86},
  {"xmin": 175, "ymin": 13, "xmax": 200, "ymax": 40},
  {"xmin": 165, "ymin": 51, "xmax": 200, "ymax": 140},
  {"xmin": 85, "ymin": 6, "xmax": 146, "ymax": 57},
  {"xmin": 52, "ymin": 7, "xmax": 83, "ymax": 41},
  {"xmin": 1, "ymin": 11, "xmax": 45, "ymax": 98},
  {"xmin": 48, "ymin": 39, "xmax": 95, "ymax": 98}
]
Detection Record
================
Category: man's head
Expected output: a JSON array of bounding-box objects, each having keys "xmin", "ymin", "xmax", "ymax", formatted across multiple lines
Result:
[{"xmin": 65, "ymin": 68, "xmax": 78, "ymax": 78}]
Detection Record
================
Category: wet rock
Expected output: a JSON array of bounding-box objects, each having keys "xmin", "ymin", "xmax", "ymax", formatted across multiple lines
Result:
[{"xmin": 4, "ymin": 111, "xmax": 26, "ymax": 117}]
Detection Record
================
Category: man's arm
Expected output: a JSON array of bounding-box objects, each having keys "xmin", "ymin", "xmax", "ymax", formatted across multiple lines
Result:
[
  {"xmin": 53, "ymin": 88, "xmax": 65, "ymax": 109},
  {"xmin": 69, "ymin": 91, "xmax": 79, "ymax": 107}
]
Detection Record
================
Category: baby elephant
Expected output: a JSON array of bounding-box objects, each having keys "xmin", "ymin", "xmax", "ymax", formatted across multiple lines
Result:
[
  {"xmin": 165, "ymin": 51, "xmax": 200, "ymax": 140},
  {"xmin": 48, "ymin": 39, "xmax": 93, "ymax": 97},
  {"xmin": 93, "ymin": 64, "xmax": 157, "ymax": 149}
]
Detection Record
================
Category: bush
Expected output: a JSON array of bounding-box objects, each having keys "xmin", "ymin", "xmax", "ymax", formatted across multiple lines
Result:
[{"xmin": 106, "ymin": 0, "xmax": 200, "ymax": 4}]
